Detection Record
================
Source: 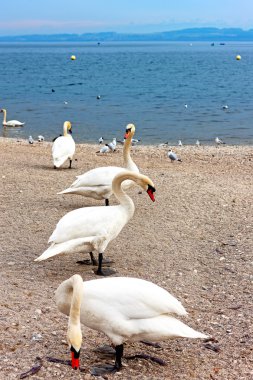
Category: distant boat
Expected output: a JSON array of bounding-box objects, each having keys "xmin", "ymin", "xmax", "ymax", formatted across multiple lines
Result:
[{"xmin": 211, "ymin": 43, "xmax": 215, "ymax": 46}]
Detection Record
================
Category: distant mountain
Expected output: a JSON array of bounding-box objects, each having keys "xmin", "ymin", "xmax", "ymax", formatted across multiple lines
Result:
[{"xmin": 1, "ymin": 28, "xmax": 253, "ymax": 42}]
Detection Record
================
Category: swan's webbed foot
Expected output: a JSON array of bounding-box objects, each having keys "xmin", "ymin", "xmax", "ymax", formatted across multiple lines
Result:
[
  {"xmin": 95, "ymin": 253, "xmax": 116, "ymax": 276},
  {"xmin": 140, "ymin": 340, "xmax": 162, "ymax": 349},
  {"xmin": 126, "ymin": 353, "xmax": 166, "ymax": 366},
  {"xmin": 91, "ymin": 344, "xmax": 123, "ymax": 376},
  {"xmin": 95, "ymin": 267, "xmax": 116, "ymax": 276},
  {"xmin": 93, "ymin": 345, "xmax": 116, "ymax": 357},
  {"xmin": 90, "ymin": 364, "xmax": 119, "ymax": 376}
]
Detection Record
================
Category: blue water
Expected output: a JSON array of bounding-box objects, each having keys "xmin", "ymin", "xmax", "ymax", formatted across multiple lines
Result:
[{"xmin": 1, "ymin": 41, "xmax": 253, "ymax": 144}]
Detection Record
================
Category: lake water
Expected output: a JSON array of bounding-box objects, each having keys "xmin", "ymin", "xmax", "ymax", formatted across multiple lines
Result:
[{"xmin": 0, "ymin": 41, "xmax": 253, "ymax": 144}]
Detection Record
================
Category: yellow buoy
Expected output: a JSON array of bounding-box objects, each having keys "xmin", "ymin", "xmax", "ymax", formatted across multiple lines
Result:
[
  {"xmin": 71, "ymin": 55, "xmax": 76, "ymax": 60},
  {"xmin": 236, "ymin": 55, "xmax": 241, "ymax": 60}
]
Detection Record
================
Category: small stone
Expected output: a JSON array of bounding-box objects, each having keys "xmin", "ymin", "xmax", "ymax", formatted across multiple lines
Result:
[
  {"xmin": 35, "ymin": 309, "xmax": 42, "ymax": 315},
  {"xmin": 32, "ymin": 333, "xmax": 43, "ymax": 341},
  {"xmin": 7, "ymin": 262, "xmax": 15, "ymax": 266}
]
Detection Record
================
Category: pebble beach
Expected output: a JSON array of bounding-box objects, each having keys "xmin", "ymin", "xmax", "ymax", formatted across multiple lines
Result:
[{"xmin": 0, "ymin": 137, "xmax": 252, "ymax": 379}]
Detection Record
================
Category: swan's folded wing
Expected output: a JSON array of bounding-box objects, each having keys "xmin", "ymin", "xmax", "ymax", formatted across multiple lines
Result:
[
  {"xmin": 70, "ymin": 167, "xmax": 127, "ymax": 187},
  {"xmin": 84, "ymin": 277, "xmax": 187, "ymax": 318}
]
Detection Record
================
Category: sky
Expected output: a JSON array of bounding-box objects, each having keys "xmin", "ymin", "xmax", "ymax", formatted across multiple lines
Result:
[{"xmin": 1, "ymin": 0, "xmax": 253, "ymax": 36}]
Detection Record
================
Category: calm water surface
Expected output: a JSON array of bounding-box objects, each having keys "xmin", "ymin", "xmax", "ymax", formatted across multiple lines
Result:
[{"xmin": 0, "ymin": 42, "xmax": 253, "ymax": 144}]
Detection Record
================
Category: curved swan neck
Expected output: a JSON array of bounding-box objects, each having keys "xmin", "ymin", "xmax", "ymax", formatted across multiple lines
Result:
[
  {"xmin": 112, "ymin": 171, "xmax": 140, "ymax": 214},
  {"xmin": 123, "ymin": 134, "xmax": 138, "ymax": 171},
  {"xmin": 69, "ymin": 275, "xmax": 83, "ymax": 325}
]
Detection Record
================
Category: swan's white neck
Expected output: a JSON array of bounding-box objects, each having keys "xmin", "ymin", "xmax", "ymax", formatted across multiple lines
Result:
[
  {"xmin": 68, "ymin": 275, "xmax": 83, "ymax": 325},
  {"xmin": 1, "ymin": 110, "xmax": 7, "ymax": 124},
  {"xmin": 123, "ymin": 134, "xmax": 138, "ymax": 172},
  {"xmin": 112, "ymin": 172, "xmax": 140, "ymax": 217}
]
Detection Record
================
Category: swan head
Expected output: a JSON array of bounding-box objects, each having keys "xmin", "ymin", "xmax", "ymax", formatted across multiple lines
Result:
[
  {"xmin": 67, "ymin": 323, "xmax": 82, "ymax": 370},
  {"xmin": 64, "ymin": 121, "xmax": 72, "ymax": 135},
  {"xmin": 124, "ymin": 123, "xmax": 135, "ymax": 139},
  {"xmin": 137, "ymin": 174, "xmax": 156, "ymax": 202}
]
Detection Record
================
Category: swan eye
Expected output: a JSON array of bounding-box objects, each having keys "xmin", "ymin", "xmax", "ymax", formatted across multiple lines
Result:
[{"xmin": 147, "ymin": 184, "xmax": 156, "ymax": 202}]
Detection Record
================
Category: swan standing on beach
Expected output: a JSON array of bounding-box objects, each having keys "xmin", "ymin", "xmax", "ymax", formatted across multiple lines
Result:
[
  {"xmin": 55, "ymin": 274, "xmax": 208, "ymax": 374},
  {"xmin": 35, "ymin": 171, "xmax": 156, "ymax": 276},
  {"xmin": 52, "ymin": 121, "xmax": 75, "ymax": 169},
  {"xmin": 58, "ymin": 124, "xmax": 139, "ymax": 206},
  {"xmin": 0, "ymin": 108, "xmax": 25, "ymax": 127}
]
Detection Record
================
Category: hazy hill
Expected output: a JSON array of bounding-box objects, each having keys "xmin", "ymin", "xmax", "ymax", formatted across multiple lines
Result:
[{"xmin": 1, "ymin": 28, "xmax": 253, "ymax": 42}]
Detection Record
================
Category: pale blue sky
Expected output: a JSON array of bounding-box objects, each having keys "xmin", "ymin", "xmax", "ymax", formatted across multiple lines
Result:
[{"xmin": 1, "ymin": 0, "xmax": 253, "ymax": 35}]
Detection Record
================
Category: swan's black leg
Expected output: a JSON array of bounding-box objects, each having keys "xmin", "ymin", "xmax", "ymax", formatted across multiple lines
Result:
[
  {"xmin": 68, "ymin": 159, "xmax": 72, "ymax": 169},
  {"xmin": 90, "ymin": 344, "xmax": 123, "ymax": 376},
  {"xmin": 95, "ymin": 253, "xmax": 116, "ymax": 276},
  {"xmin": 54, "ymin": 165, "xmax": 57, "ymax": 169},
  {"xmin": 105, "ymin": 199, "xmax": 109, "ymax": 206},
  {"xmin": 77, "ymin": 252, "xmax": 114, "ymax": 266}
]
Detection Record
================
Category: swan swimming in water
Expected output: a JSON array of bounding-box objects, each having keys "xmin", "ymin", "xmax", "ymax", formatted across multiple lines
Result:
[
  {"xmin": 0, "ymin": 108, "xmax": 25, "ymax": 127},
  {"xmin": 55, "ymin": 274, "xmax": 208, "ymax": 374},
  {"xmin": 35, "ymin": 171, "xmax": 156, "ymax": 276},
  {"xmin": 52, "ymin": 121, "xmax": 75, "ymax": 169},
  {"xmin": 58, "ymin": 124, "xmax": 139, "ymax": 206}
]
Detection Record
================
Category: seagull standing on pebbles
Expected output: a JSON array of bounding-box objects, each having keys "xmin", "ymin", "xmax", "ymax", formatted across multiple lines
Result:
[
  {"xmin": 168, "ymin": 149, "xmax": 182, "ymax": 163},
  {"xmin": 98, "ymin": 137, "xmax": 104, "ymax": 144},
  {"xmin": 97, "ymin": 145, "xmax": 110, "ymax": 154},
  {"xmin": 215, "ymin": 137, "xmax": 226, "ymax": 145},
  {"xmin": 38, "ymin": 135, "xmax": 44, "ymax": 142},
  {"xmin": 196, "ymin": 140, "xmax": 200, "ymax": 147},
  {"xmin": 178, "ymin": 140, "xmax": 183, "ymax": 147},
  {"xmin": 108, "ymin": 138, "xmax": 117, "ymax": 152},
  {"xmin": 28, "ymin": 136, "xmax": 34, "ymax": 144}
]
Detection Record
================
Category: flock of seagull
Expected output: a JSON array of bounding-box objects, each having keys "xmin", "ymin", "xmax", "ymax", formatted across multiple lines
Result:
[{"xmin": 3, "ymin": 111, "xmax": 213, "ymax": 375}]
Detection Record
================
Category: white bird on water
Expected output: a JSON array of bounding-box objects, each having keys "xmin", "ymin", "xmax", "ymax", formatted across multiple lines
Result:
[
  {"xmin": 35, "ymin": 171, "xmax": 156, "ymax": 276},
  {"xmin": 52, "ymin": 121, "xmax": 75, "ymax": 169},
  {"xmin": 28, "ymin": 136, "xmax": 34, "ymax": 144},
  {"xmin": 0, "ymin": 108, "xmax": 25, "ymax": 127},
  {"xmin": 55, "ymin": 274, "xmax": 208, "ymax": 374},
  {"xmin": 215, "ymin": 137, "xmax": 226, "ymax": 145},
  {"xmin": 167, "ymin": 149, "xmax": 182, "ymax": 163},
  {"xmin": 59, "ymin": 124, "xmax": 139, "ymax": 206}
]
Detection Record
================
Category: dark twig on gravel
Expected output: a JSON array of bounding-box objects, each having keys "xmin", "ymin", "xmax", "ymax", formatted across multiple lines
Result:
[
  {"xmin": 20, "ymin": 357, "xmax": 42, "ymax": 379},
  {"xmin": 203, "ymin": 343, "xmax": 220, "ymax": 352}
]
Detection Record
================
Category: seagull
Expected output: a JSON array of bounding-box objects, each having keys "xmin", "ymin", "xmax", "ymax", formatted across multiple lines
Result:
[
  {"xmin": 222, "ymin": 105, "xmax": 229, "ymax": 110},
  {"xmin": 28, "ymin": 136, "xmax": 34, "ymax": 144},
  {"xmin": 97, "ymin": 95, "xmax": 101, "ymax": 100},
  {"xmin": 215, "ymin": 137, "xmax": 226, "ymax": 145},
  {"xmin": 196, "ymin": 140, "xmax": 201, "ymax": 147},
  {"xmin": 64, "ymin": 101, "xmax": 68, "ymax": 105},
  {"xmin": 97, "ymin": 144, "xmax": 111, "ymax": 154},
  {"xmin": 98, "ymin": 137, "xmax": 104, "ymax": 144},
  {"xmin": 38, "ymin": 135, "xmax": 45, "ymax": 142},
  {"xmin": 167, "ymin": 149, "xmax": 182, "ymax": 163},
  {"xmin": 178, "ymin": 140, "xmax": 183, "ymax": 147},
  {"xmin": 107, "ymin": 138, "xmax": 117, "ymax": 152},
  {"xmin": 184, "ymin": 104, "xmax": 188, "ymax": 108},
  {"xmin": 131, "ymin": 138, "xmax": 141, "ymax": 146}
]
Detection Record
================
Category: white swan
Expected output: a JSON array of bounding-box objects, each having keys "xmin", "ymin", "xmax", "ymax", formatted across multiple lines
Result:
[
  {"xmin": 55, "ymin": 274, "xmax": 208, "ymax": 373},
  {"xmin": 52, "ymin": 121, "xmax": 75, "ymax": 169},
  {"xmin": 0, "ymin": 108, "xmax": 25, "ymax": 127},
  {"xmin": 35, "ymin": 171, "xmax": 156, "ymax": 276},
  {"xmin": 58, "ymin": 124, "xmax": 139, "ymax": 205}
]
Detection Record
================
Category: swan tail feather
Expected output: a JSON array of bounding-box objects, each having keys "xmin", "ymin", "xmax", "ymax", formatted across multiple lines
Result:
[{"xmin": 34, "ymin": 237, "xmax": 94, "ymax": 261}]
